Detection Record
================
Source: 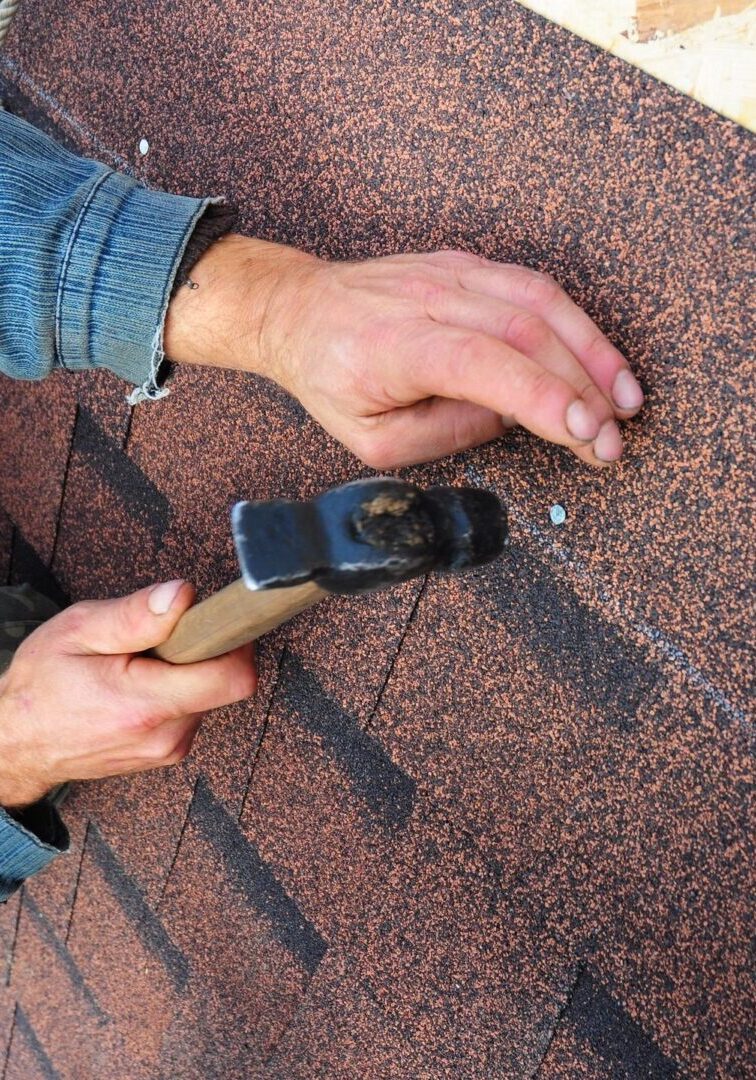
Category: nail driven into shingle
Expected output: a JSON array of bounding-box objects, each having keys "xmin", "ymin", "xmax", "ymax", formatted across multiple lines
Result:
[
  {"xmin": 138, "ymin": 137, "xmax": 149, "ymax": 155},
  {"xmin": 550, "ymin": 504, "xmax": 567, "ymax": 526}
]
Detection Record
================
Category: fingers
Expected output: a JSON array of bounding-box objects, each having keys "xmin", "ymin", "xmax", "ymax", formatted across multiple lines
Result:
[
  {"xmin": 128, "ymin": 643, "xmax": 257, "ymax": 722},
  {"xmin": 354, "ymin": 398, "xmax": 506, "ymax": 468},
  {"xmin": 451, "ymin": 261, "xmax": 644, "ymax": 417},
  {"xmin": 423, "ymin": 291, "xmax": 624, "ymax": 466},
  {"xmin": 400, "ymin": 323, "xmax": 608, "ymax": 455},
  {"xmin": 55, "ymin": 581, "xmax": 197, "ymax": 656}
]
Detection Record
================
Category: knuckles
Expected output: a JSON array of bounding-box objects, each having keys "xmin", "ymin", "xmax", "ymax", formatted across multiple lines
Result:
[
  {"xmin": 521, "ymin": 271, "xmax": 561, "ymax": 308},
  {"xmin": 428, "ymin": 249, "xmax": 486, "ymax": 270},
  {"xmin": 523, "ymin": 365, "xmax": 562, "ymax": 410},
  {"xmin": 446, "ymin": 332, "xmax": 491, "ymax": 382},
  {"xmin": 123, "ymin": 706, "xmax": 167, "ymax": 736},
  {"xmin": 398, "ymin": 271, "xmax": 448, "ymax": 309},
  {"xmin": 211, "ymin": 654, "xmax": 257, "ymax": 705},
  {"xmin": 55, "ymin": 601, "xmax": 95, "ymax": 639},
  {"xmin": 503, "ymin": 311, "xmax": 553, "ymax": 355},
  {"xmin": 139, "ymin": 734, "xmax": 191, "ymax": 768},
  {"xmin": 228, "ymin": 664, "xmax": 257, "ymax": 703},
  {"xmin": 154, "ymin": 738, "xmax": 192, "ymax": 768}
]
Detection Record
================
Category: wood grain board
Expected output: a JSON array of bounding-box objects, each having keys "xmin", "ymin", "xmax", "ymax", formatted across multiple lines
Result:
[{"xmin": 515, "ymin": 0, "xmax": 756, "ymax": 130}]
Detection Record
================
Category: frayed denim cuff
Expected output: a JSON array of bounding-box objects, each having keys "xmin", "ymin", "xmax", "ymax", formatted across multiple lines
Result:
[
  {"xmin": 54, "ymin": 168, "xmax": 220, "ymax": 403},
  {"xmin": 0, "ymin": 800, "xmax": 69, "ymax": 902}
]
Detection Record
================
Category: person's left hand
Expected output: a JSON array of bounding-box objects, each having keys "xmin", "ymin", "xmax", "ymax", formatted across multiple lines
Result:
[{"xmin": 165, "ymin": 235, "xmax": 644, "ymax": 469}]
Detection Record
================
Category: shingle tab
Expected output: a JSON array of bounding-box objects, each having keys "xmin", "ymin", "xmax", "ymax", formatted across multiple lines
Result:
[{"xmin": 0, "ymin": 0, "xmax": 752, "ymax": 1074}]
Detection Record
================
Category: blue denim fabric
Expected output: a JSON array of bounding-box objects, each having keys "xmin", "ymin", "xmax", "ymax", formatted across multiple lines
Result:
[
  {"xmin": 0, "ymin": 110, "xmax": 216, "ymax": 400},
  {"xmin": 0, "ymin": 803, "xmax": 69, "ymax": 902}
]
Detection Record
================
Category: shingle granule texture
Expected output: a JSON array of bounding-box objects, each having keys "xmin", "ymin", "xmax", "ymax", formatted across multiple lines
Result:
[{"xmin": 0, "ymin": 0, "xmax": 753, "ymax": 1075}]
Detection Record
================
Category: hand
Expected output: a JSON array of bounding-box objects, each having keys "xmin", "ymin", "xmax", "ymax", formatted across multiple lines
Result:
[
  {"xmin": 0, "ymin": 582, "xmax": 256, "ymax": 809},
  {"xmin": 165, "ymin": 237, "xmax": 644, "ymax": 469}
]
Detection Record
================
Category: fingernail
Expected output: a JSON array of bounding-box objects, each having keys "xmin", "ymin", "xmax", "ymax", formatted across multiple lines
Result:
[
  {"xmin": 566, "ymin": 400, "xmax": 600, "ymax": 442},
  {"xmin": 148, "ymin": 580, "xmax": 185, "ymax": 615},
  {"xmin": 594, "ymin": 420, "xmax": 623, "ymax": 462},
  {"xmin": 612, "ymin": 369, "xmax": 644, "ymax": 411}
]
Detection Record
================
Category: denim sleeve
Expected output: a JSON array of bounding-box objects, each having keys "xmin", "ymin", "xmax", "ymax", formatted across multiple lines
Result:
[
  {"xmin": 0, "ymin": 800, "xmax": 69, "ymax": 901},
  {"xmin": 0, "ymin": 110, "xmax": 219, "ymax": 402}
]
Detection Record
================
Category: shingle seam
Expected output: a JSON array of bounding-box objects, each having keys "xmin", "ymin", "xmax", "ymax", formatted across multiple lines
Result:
[
  {"xmin": 191, "ymin": 775, "xmax": 328, "ymax": 976},
  {"xmin": 154, "ymin": 780, "xmax": 198, "ymax": 914},
  {"xmin": 238, "ymin": 643, "xmax": 287, "ymax": 824},
  {"xmin": 280, "ymin": 653, "xmax": 416, "ymax": 831},
  {"xmin": 0, "ymin": 1002, "xmax": 16, "ymax": 1080},
  {"xmin": 2, "ymin": 886, "xmax": 23, "ymax": 988},
  {"xmin": 48, "ymin": 403, "xmax": 79, "ymax": 578},
  {"xmin": 528, "ymin": 961, "xmax": 584, "ymax": 1079},
  {"xmin": 87, "ymin": 823, "xmax": 189, "ymax": 991},
  {"xmin": 362, "ymin": 575, "xmax": 427, "ymax": 735},
  {"xmin": 63, "ymin": 819, "xmax": 90, "ymax": 946}
]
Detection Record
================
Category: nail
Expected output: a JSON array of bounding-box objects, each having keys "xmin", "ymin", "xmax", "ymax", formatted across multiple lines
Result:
[
  {"xmin": 148, "ymin": 580, "xmax": 185, "ymax": 615},
  {"xmin": 612, "ymin": 369, "xmax": 644, "ymax": 411},
  {"xmin": 566, "ymin": 400, "xmax": 600, "ymax": 442},
  {"xmin": 594, "ymin": 420, "xmax": 623, "ymax": 462}
]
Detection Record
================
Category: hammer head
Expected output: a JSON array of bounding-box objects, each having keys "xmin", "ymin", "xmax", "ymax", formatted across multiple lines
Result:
[{"xmin": 232, "ymin": 477, "xmax": 506, "ymax": 595}]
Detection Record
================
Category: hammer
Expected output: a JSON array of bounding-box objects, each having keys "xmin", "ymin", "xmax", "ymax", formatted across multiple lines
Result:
[{"xmin": 153, "ymin": 477, "xmax": 506, "ymax": 665}]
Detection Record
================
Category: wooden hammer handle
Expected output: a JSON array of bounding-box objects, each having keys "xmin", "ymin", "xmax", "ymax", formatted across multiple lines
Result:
[{"xmin": 152, "ymin": 578, "xmax": 328, "ymax": 664}]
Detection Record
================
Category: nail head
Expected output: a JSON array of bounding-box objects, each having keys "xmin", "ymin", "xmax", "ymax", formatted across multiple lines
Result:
[
  {"xmin": 138, "ymin": 138, "xmax": 150, "ymax": 156},
  {"xmin": 550, "ymin": 504, "xmax": 566, "ymax": 526}
]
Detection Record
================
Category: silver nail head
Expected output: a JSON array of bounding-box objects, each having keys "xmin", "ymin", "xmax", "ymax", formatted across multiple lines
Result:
[
  {"xmin": 138, "ymin": 138, "xmax": 150, "ymax": 156},
  {"xmin": 550, "ymin": 504, "xmax": 566, "ymax": 526}
]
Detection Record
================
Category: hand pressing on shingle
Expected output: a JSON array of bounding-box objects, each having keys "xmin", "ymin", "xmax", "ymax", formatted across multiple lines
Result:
[
  {"xmin": 166, "ymin": 235, "xmax": 644, "ymax": 469},
  {"xmin": 0, "ymin": 582, "xmax": 256, "ymax": 810}
]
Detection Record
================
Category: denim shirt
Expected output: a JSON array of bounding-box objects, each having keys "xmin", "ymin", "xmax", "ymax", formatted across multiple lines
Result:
[
  {"xmin": 0, "ymin": 111, "xmax": 216, "ymax": 896},
  {"xmin": 0, "ymin": 109, "xmax": 215, "ymax": 401},
  {"xmin": 0, "ymin": 803, "xmax": 70, "ymax": 901}
]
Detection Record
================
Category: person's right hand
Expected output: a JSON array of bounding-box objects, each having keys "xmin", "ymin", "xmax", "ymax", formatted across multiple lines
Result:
[{"xmin": 0, "ymin": 581, "xmax": 256, "ymax": 809}]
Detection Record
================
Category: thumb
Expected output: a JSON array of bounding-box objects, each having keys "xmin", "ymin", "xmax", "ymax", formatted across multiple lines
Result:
[{"xmin": 58, "ymin": 580, "xmax": 196, "ymax": 656}]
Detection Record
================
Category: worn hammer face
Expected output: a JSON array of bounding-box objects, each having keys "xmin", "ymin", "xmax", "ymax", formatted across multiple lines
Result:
[{"xmin": 232, "ymin": 477, "xmax": 506, "ymax": 595}]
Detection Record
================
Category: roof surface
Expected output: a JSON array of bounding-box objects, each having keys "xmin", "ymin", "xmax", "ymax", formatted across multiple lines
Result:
[{"xmin": 0, "ymin": 0, "xmax": 753, "ymax": 1076}]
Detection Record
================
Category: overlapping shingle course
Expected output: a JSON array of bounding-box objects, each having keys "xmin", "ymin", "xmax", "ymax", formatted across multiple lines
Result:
[{"xmin": 0, "ymin": 0, "xmax": 753, "ymax": 1075}]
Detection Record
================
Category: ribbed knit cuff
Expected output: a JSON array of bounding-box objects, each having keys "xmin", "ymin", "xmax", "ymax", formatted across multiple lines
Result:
[
  {"xmin": 55, "ymin": 167, "xmax": 220, "ymax": 402},
  {"xmin": 0, "ymin": 800, "xmax": 69, "ymax": 902}
]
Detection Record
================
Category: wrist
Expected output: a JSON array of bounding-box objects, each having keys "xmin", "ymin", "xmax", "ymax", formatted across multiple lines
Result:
[
  {"xmin": 0, "ymin": 783, "xmax": 48, "ymax": 813},
  {"xmin": 163, "ymin": 233, "xmax": 320, "ymax": 383},
  {"xmin": 0, "ymin": 754, "xmax": 49, "ymax": 808},
  {"xmin": 0, "ymin": 694, "xmax": 50, "ymax": 810}
]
